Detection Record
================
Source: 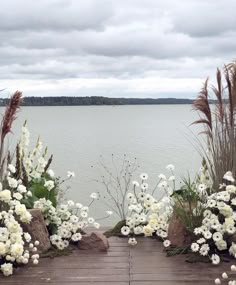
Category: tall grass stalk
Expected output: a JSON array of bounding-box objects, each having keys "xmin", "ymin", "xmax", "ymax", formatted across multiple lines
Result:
[{"xmin": 192, "ymin": 62, "xmax": 236, "ymax": 189}]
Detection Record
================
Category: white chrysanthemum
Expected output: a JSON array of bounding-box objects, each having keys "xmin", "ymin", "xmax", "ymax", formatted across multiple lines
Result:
[
  {"xmin": 71, "ymin": 233, "xmax": 82, "ymax": 242},
  {"xmin": 128, "ymin": 237, "xmax": 137, "ymax": 246},
  {"xmin": 90, "ymin": 192, "xmax": 99, "ymax": 200},
  {"xmin": 141, "ymin": 183, "xmax": 148, "ymax": 191},
  {"xmin": 132, "ymin": 181, "xmax": 139, "ymax": 187},
  {"xmin": 163, "ymin": 240, "xmax": 171, "ymax": 248},
  {"xmin": 211, "ymin": 254, "xmax": 220, "ymax": 265},
  {"xmin": 94, "ymin": 222, "xmax": 100, "ymax": 229},
  {"xmin": 67, "ymin": 171, "xmax": 75, "ymax": 178},
  {"xmin": 140, "ymin": 173, "xmax": 148, "ymax": 180},
  {"xmin": 191, "ymin": 243, "xmax": 199, "ymax": 252},
  {"xmin": 121, "ymin": 226, "xmax": 130, "ymax": 236},
  {"xmin": 166, "ymin": 164, "xmax": 175, "ymax": 171},
  {"xmin": 214, "ymin": 278, "xmax": 221, "ymax": 284}
]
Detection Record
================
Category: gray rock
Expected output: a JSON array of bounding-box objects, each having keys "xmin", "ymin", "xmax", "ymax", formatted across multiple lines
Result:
[
  {"xmin": 22, "ymin": 209, "xmax": 51, "ymax": 252},
  {"xmin": 78, "ymin": 232, "xmax": 109, "ymax": 251}
]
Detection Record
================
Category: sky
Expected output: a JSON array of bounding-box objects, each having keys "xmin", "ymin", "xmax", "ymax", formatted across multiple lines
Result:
[{"xmin": 0, "ymin": 0, "xmax": 236, "ymax": 98}]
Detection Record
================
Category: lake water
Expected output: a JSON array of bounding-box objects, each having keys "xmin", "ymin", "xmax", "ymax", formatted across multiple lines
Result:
[{"xmin": 7, "ymin": 105, "xmax": 202, "ymax": 225}]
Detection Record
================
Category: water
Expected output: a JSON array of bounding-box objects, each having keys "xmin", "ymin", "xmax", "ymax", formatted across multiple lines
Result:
[{"xmin": 6, "ymin": 105, "xmax": 202, "ymax": 225}]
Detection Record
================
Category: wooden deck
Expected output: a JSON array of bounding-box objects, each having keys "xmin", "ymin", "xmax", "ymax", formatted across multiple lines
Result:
[{"xmin": 1, "ymin": 237, "xmax": 234, "ymax": 285}]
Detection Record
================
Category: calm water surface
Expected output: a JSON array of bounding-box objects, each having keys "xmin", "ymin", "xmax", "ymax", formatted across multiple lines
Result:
[{"xmin": 7, "ymin": 105, "xmax": 202, "ymax": 224}]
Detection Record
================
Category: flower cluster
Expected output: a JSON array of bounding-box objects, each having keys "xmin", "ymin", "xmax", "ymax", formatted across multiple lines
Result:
[
  {"xmin": 121, "ymin": 166, "xmax": 175, "ymax": 246},
  {"xmin": 191, "ymin": 172, "xmax": 236, "ymax": 264},
  {"xmin": 34, "ymin": 192, "xmax": 111, "ymax": 250},
  {"xmin": 0, "ymin": 167, "xmax": 39, "ymax": 276}
]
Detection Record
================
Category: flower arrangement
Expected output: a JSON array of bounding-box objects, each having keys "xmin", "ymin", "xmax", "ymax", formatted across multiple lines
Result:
[
  {"xmin": 0, "ymin": 165, "xmax": 40, "ymax": 276},
  {"xmin": 191, "ymin": 172, "xmax": 236, "ymax": 264},
  {"xmin": 121, "ymin": 165, "xmax": 175, "ymax": 247},
  {"xmin": 34, "ymin": 193, "xmax": 112, "ymax": 250}
]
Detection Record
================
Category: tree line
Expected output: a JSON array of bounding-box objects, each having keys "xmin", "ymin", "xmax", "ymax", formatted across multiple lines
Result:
[{"xmin": 0, "ymin": 96, "xmax": 194, "ymax": 106}]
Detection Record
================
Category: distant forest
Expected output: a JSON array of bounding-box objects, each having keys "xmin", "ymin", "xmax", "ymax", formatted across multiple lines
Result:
[{"xmin": 0, "ymin": 96, "xmax": 195, "ymax": 106}]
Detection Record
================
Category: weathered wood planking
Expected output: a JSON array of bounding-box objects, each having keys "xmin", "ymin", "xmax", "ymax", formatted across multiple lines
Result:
[{"xmin": 0, "ymin": 236, "xmax": 234, "ymax": 285}]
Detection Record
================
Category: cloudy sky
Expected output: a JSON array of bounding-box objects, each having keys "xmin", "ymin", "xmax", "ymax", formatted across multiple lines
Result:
[{"xmin": 0, "ymin": 0, "xmax": 235, "ymax": 98}]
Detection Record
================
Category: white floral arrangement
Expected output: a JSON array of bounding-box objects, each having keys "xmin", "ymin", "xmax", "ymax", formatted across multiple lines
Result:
[
  {"xmin": 0, "ymin": 166, "xmax": 40, "ymax": 276},
  {"xmin": 191, "ymin": 171, "xmax": 236, "ymax": 265},
  {"xmin": 121, "ymin": 165, "xmax": 175, "ymax": 247},
  {"xmin": 34, "ymin": 192, "xmax": 112, "ymax": 250}
]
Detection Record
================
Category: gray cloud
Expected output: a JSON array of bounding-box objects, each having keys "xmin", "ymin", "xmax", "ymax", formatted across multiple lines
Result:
[{"xmin": 0, "ymin": 0, "xmax": 235, "ymax": 97}]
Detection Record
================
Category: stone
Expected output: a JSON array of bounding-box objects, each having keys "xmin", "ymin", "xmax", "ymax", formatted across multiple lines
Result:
[
  {"xmin": 168, "ymin": 203, "xmax": 195, "ymax": 247},
  {"xmin": 22, "ymin": 209, "xmax": 51, "ymax": 252},
  {"xmin": 168, "ymin": 211, "xmax": 190, "ymax": 247},
  {"xmin": 78, "ymin": 232, "xmax": 109, "ymax": 251}
]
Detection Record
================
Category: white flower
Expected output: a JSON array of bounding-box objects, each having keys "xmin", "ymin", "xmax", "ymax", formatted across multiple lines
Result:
[
  {"xmin": 13, "ymin": 193, "xmax": 23, "ymax": 200},
  {"xmin": 216, "ymin": 239, "xmax": 227, "ymax": 251},
  {"xmin": 163, "ymin": 240, "xmax": 171, "ymax": 248},
  {"xmin": 94, "ymin": 222, "xmax": 100, "ymax": 229},
  {"xmin": 134, "ymin": 226, "xmax": 143, "ymax": 235},
  {"xmin": 44, "ymin": 180, "xmax": 55, "ymax": 191},
  {"xmin": 26, "ymin": 191, "xmax": 32, "ymax": 197},
  {"xmin": 47, "ymin": 169, "xmax": 55, "ymax": 178},
  {"xmin": 199, "ymin": 244, "xmax": 209, "ymax": 256},
  {"xmin": 88, "ymin": 217, "xmax": 95, "ymax": 224},
  {"xmin": 222, "ymin": 272, "xmax": 228, "ymax": 279},
  {"xmin": 67, "ymin": 171, "xmax": 75, "ymax": 178},
  {"xmin": 166, "ymin": 164, "xmax": 175, "ymax": 171},
  {"xmin": 229, "ymin": 242, "xmax": 236, "ymax": 256},
  {"xmin": 106, "ymin": 211, "xmax": 113, "ymax": 216},
  {"xmin": 76, "ymin": 203, "xmax": 82, "ymax": 209},
  {"xmin": 143, "ymin": 225, "xmax": 154, "ymax": 237},
  {"xmin": 158, "ymin": 174, "xmax": 166, "ymax": 180},
  {"xmin": 215, "ymin": 278, "xmax": 221, "ymax": 284},
  {"xmin": 141, "ymin": 183, "xmax": 148, "ymax": 191},
  {"xmin": 211, "ymin": 254, "xmax": 220, "ymax": 265},
  {"xmin": 132, "ymin": 181, "xmax": 139, "ymax": 187},
  {"xmin": 231, "ymin": 265, "xmax": 236, "ymax": 271},
  {"xmin": 8, "ymin": 164, "xmax": 16, "ymax": 173},
  {"xmin": 67, "ymin": 200, "xmax": 75, "ymax": 207},
  {"xmin": 198, "ymin": 184, "xmax": 207, "ymax": 193},
  {"xmin": 168, "ymin": 176, "xmax": 175, "ymax": 181},
  {"xmin": 121, "ymin": 226, "xmax": 130, "ymax": 236},
  {"xmin": 0, "ymin": 190, "xmax": 11, "ymax": 203},
  {"xmin": 7, "ymin": 177, "xmax": 18, "ymax": 188},
  {"xmin": 223, "ymin": 171, "xmax": 235, "ymax": 182},
  {"xmin": 17, "ymin": 185, "xmax": 27, "ymax": 194},
  {"xmin": 90, "ymin": 192, "xmax": 99, "ymax": 200},
  {"xmin": 197, "ymin": 238, "xmax": 205, "ymax": 244},
  {"xmin": 191, "ymin": 243, "xmax": 199, "ymax": 252},
  {"xmin": 212, "ymin": 232, "xmax": 223, "ymax": 242},
  {"xmin": 1, "ymin": 263, "xmax": 13, "ymax": 276},
  {"xmin": 226, "ymin": 185, "xmax": 236, "ymax": 193},
  {"xmin": 128, "ymin": 237, "xmax": 137, "ymax": 246},
  {"xmin": 140, "ymin": 173, "xmax": 148, "ymax": 180},
  {"xmin": 71, "ymin": 233, "xmax": 82, "ymax": 242}
]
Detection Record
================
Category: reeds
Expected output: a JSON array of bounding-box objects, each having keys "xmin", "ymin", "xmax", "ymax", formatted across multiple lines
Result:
[
  {"xmin": 0, "ymin": 91, "xmax": 23, "ymax": 178},
  {"xmin": 192, "ymin": 62, "xmax": 236, "ymax": 188}
]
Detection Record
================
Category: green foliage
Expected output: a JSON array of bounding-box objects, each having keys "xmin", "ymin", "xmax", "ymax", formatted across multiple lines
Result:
[
  {"xmin": 172, "ymin": 177, "xmax": 204, "ymax": 233},
  {"xmin": 104, "ymin": 220, "xmax": 126, "ymax": 237},
  {"xmin": 25, "ymin": 177, "xmax": 58, "ymax": 209}
]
